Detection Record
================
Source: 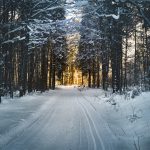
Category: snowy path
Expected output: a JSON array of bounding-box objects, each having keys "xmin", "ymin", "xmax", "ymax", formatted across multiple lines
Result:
[{"xmin": 0, "ymin": 87, "xmax": 149, "ymax": 150}]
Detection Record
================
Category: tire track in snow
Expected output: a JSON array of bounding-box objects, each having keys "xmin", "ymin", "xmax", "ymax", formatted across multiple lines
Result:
[
  {"xmin": 77, "ymin": 94, "xmax": 105, "ymax": 150},
  {"xmin": 0, "ymin": 94, "xmax": 57, "ymax": 149},
  {"xmin": 77, "ymin": 98, "xmax": 97, "ymax": 150},
  {"xmin": 80, "ymin": 91, "xmax": 118, "ymax": 141},
  {"xmin": 75, "ymin": 93, "xmax": 90, "ymax": 150},
  {"xmin": 79, "ymin": 91, "xmax": 131, "ymax": 150},
  {"xmin": 79, "ymin": 117, "xmax": 82, "ymax": 150}
]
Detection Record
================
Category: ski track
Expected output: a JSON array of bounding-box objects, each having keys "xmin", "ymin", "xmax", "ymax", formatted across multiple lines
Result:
[
  {"xmin": 78, "ymin": 96, "xmax": 105, "ymax": 150},
  {"xmin": 0, "ymin": 95, "xmax": 57, "ymax": 149},
  {"xmin": 0, "ymin": 87, "xmax": 132, "ymax": 150},
  {"xmin": 80, "ymin": 91, "xmax": 117, "ymax": 140},
  {"xmin": 78, "ymin": 90, "xmax": 132, "ymax": 150}
]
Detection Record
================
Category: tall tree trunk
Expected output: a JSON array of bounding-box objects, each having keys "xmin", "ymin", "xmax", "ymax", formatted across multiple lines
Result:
[
  {"xmin": 92, "ymin": 60, "xmax": 96, "ymax": 88},
  {"xmin": 28, "ymin": 51, "xmax": 34, "ymax": 93},
  {"xmin": 124, "ymin": 30, "xmax": 128, "ymax": 90},
  {"xmin": 82, "ymin": 71, "xmax": 84, "ymax": 85},
  {"xmin": 52, "ymin": 57, "xmax": 56, "ymax": 90},
  {"xmin": 49, "ymin": 49, "xmax": 52, "ymax": 89},
  {"xmin": 97, "ymin": 57, "xmax": 100, "ymax": 88},
  {"xmin": 134, "ymin": 25, "xmax": 138, "ymax": 86},
  {"xmin": 41, "ymin": 46, "xmax": 48, "ymax": 92},
  {"xmin": 111, "ymin": 21, "xmax": 122, "ymax": 93},
  {"xmin": 102, "ymin": 52, "xmax": 109, "ymax": 91},
  {"xmin": 61, "ymin": 71, "xmax": 64, "ymax": 85},
  {"xmin": 88, "ymin": 69, "xmax": 91, "ymax": 88}
]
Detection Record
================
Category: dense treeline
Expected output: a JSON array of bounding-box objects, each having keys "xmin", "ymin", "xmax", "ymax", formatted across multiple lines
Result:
[
  {"xmin": 0, "ymin": 0, "xmax": 67, "ymax": 102},
  {"xmin": 77, "ymin": 0, "xmax": 150, "ymax": 93},
  {"xmin": 0, "ymin": 0, "xmax": 150, "ymax": 103}
]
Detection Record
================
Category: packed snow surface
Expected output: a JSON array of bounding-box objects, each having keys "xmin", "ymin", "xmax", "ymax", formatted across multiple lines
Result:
[{"xmin": 0, "ymin": 87, "xmax": 150, "ymax": 150}]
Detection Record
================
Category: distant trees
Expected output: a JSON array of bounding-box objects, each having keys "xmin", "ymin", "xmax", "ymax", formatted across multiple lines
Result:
[
  {"xmin": 0, "ymin": 0, "xmax": 149, "ymax": 102},
  {"xmin": 0, "ymin": 0, "xmax": 67, "ymax": 101},
  {"xmin": 77, "ymin": 0, "xmax": 150, "ymax": 92}
]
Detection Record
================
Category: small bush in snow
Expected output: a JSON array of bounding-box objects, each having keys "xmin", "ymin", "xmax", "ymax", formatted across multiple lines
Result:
[
  {"xmin": 127, "ymin": 106, "xmax": 142, "ymax": 123},
  {"xmin": 77, "ymin": 85, "xmax": 86, "ymax": 92},
  {"xmin": 106, "ymin": 94, "xmax": 117, "ymax": 105},
  {"xmin": 131, "ymin": 87, "xmax": 141, "ymax": 99},
  {"xmin": 124, "ymin": 91, "xmax": 131, "ymax": 100}
]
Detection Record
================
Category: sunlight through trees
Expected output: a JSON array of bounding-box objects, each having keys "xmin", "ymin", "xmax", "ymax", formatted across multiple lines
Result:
[{"xmin": 0, "ymin": 0, "xmax": 150, "ymax": 101}]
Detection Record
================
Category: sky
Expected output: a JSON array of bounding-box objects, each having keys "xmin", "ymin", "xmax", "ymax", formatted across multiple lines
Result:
[{"xmin": 65, "ymin": 0, "xmax": 86, "ymax": 48}]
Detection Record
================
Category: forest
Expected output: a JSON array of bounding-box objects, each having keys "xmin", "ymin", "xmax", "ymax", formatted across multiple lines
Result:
[
  {"xmin": 0, "ymin": 1, "xmax": 150, "ymax": 150},
  {"xmin": 0, "ymin": 0, "xmax": 150, "ymax": 102}
]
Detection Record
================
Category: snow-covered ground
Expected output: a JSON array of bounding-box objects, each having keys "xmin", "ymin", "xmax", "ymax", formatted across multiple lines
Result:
[{"xmin": 0, "ymin": 87, "xmax": 150, "ymax": 150}]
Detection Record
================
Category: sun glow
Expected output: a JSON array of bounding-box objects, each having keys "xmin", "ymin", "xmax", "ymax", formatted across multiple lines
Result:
[{"xmin": 62, "ymin": 0, "xmax": 85, "ymax": 85}]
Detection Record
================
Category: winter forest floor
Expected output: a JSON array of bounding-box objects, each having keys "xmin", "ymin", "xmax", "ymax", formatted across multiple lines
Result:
[{"xmin": 0, "ymin": 86, "xmax": 150, "ymax": 150}]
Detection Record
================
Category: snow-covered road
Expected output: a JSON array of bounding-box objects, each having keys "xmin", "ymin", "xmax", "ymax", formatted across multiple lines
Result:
[{"xmin": 0, "ymin": 87, "xmax": 150, "ymax": 150}]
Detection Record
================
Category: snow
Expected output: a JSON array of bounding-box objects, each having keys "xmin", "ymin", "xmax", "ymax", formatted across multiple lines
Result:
[
  {"xmin": 80, "ymin": 88, "xmax": 150, "ymax": 150},
  {"xmin": 0, "ymin": 87, "xmax": 150, "ymax": 150}
]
